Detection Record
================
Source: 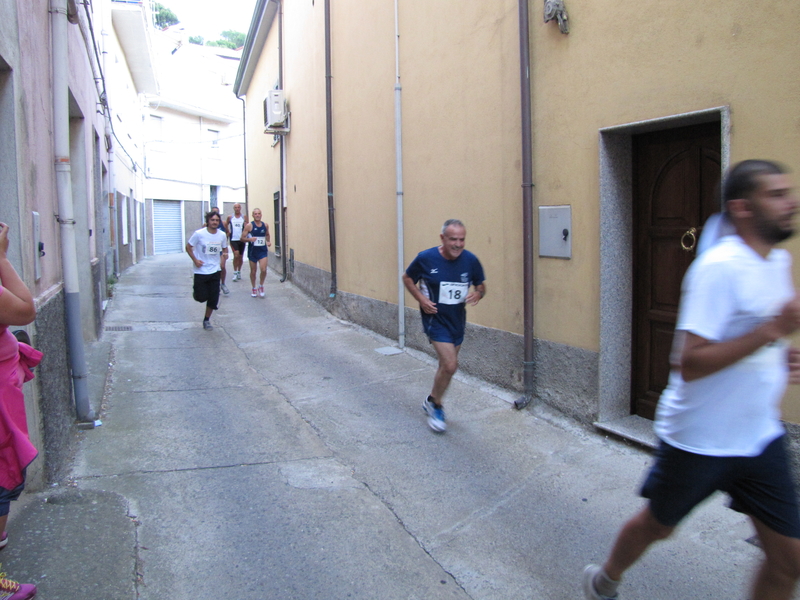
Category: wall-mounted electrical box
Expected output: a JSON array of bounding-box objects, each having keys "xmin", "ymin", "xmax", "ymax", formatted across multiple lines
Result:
[
  {"xmin": 264, "ymin": 90, "xmax": 287, "ymax": 128},
  {"xmin": 538, "ymin": 205, "xmax": 572, "ymax": 259}
]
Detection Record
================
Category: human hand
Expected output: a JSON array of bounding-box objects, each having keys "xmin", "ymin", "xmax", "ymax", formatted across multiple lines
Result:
[
  {"xmin": 789, "ymin": 347, "xmax": 800, "ymax": 385},
  {"xmin": 0, "ymin": 223, "xmax": 8, "ymax": 258},
  {"xmin": 193, "ymin": 258, "xmax": 204, "ymax": 268},
  {"xmin": 466, "ymin": 291, "xmax": 482, "ymax": 306},
  {"xmin": 769, "ymin": 297, "xmax": 800, "ymax": 340},
  {"xmin": 420, "ymin": 298, "xmax": 438, "ymax": 315}
]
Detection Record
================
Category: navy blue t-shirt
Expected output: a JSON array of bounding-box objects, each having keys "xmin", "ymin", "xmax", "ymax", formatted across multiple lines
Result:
[{"xmin": 405, "ymin": 247, "xmax": 485, "ymax": 341}]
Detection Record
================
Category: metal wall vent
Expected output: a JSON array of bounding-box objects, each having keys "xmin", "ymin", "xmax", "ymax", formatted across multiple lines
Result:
[{"xmin": 105, "ymin": 326, "xmax": 133, "ymax": 332}]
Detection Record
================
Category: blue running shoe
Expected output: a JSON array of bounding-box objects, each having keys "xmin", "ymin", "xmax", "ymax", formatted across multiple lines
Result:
[{"xmin": 423, "ymin": 397, "xmax": 447, "ymax": 432}]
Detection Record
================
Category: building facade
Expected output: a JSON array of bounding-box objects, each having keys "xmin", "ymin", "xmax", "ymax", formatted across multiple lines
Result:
[
  {"xmin": 0, "ymin": 0, "xmax": 156, "ymax": 487},
  {"xmin": 235, "ymin": 1, "xmax": 800, "ymax": 456},
  {"xmin": 145, "ymin": 30, "xmax": 246, "ymax": 255}
]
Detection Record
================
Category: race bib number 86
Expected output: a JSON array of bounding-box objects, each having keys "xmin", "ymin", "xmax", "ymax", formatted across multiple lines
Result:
[
  {"xmin": 206, "ymin": 244, "xmax": 221, "ymax": 254},
  {"xmin": 439, "ymin": 281, "xmax": 469, "ymax": 305}
]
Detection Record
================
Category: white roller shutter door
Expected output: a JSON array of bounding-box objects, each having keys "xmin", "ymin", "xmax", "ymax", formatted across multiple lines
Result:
[{"xmin": 153, "ymin": 200, "xmax": 183, "ymax": 254}]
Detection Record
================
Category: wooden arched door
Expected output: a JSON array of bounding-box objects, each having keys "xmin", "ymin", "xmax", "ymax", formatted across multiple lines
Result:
[{"xmin": 631, "ymin": 122, "xmax": 721, "ymax": 419}]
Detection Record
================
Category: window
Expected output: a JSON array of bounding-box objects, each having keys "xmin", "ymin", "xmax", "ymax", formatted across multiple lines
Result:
[
  {"xmin": 121, "ymin": 194, "xmax": 129, "ymax": 246},
  {"xmin": 208, "ymin": 128, "xmax": 219, "ymax": 149},
  {"xmin": 210, "ymin": 185, "xmax": 218, "ymax": 209},
  {"xmin": 136, "ymin": 199, "xmax": 142, "ymax": 241}
]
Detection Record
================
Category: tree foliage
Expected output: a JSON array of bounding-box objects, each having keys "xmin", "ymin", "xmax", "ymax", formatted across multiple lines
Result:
[
  {"xmin": 153, "ymin": 2, "xmax": 179, "ymax": 29},
  {"xmin": 188, "ymin": 35, "xmax": 204, "ymax": 45},
  {"xmin": 206, "ymin": 30, "xmax": 246, "ymax": 50}
]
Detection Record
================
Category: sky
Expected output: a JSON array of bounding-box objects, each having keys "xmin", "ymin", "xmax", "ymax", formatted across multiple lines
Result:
[{"xmin": 160, "ymin": 0, "xmax": 258, "ymax": 42}]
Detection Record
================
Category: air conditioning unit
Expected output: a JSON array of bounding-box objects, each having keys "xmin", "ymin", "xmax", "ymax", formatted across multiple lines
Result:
[{"xmin": 264, "ymin": 90, "xmax": 287, "ymax": 128}]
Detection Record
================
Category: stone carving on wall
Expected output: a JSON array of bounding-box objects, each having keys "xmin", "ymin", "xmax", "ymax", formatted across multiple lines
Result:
[{"xmin": 544, "ymin": 0, "xmax": 569, "ymax": 34}]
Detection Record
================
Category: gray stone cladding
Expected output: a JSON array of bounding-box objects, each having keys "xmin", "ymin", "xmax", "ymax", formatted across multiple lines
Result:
[
  {"xmin": 32, "ymin": 291, "xmax": 77, "ymax": 484},
  {"xmin": 288, "ymin": 257, "xmax": 599, "ymax": 417}
]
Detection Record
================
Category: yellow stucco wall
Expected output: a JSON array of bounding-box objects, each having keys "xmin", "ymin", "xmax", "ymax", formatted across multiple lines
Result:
[
  {"xmin": 245, "ymin": 0, "xmax": 524, "ymax": 330},
  {"xmin": 282, "ymin": 1, "xmax": 330, "ymax": 272},
  {"xmin": 242, "ymin": 0, "xmax": 800, "ymax": 419},
  {"xmin": 531, "ymin": 1, "xmax": 800, "ymax": 354},
  {"xmin": 244, "ymin": 23, "xmax": 281, "ymax": 221},
  {"xmin": 531, "ymin": 0, "xmax": 800, "ymax": 418},
  {"xmin": 328, "ymin": 0, "xmax": 396, "ymax": 300},
  {"xmin": 399, "ymin": 0, "xmax": 523, "ymax": 333}
]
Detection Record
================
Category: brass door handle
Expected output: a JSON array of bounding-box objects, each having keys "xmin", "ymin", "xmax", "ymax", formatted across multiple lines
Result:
[{"xmin": 681, "ymin": 227, "xmax": 697, "ymax": 252}]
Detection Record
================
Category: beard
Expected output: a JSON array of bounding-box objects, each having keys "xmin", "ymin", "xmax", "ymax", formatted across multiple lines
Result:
[
  {"xmin": 750, "ymin": 200, "xmax": 795, "ymax": 244},
  {"xmin": 756, "ymin": 218, "xmax": 794, "ymax": 244}
]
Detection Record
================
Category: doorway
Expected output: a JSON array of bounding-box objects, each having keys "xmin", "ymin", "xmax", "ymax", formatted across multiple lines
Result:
[{"xmin": 597, "ymin": 108, "xmax": 729, "ymax": 432}]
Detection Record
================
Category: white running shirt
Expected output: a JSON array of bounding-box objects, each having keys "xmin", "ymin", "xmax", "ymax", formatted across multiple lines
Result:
[
  {"xmin": 654, "ymin": 235, "xmax": 793, "ymax": 456},
  {"xmin": 187, "ymin": 227, "xmax": 228, "ymax": 275}
]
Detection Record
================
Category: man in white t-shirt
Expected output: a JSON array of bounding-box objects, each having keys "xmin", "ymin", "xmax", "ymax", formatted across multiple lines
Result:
[
  {"xmin": 186, "ymin": 211, "xmax": 228, "ymax": 331},
  {"xmin": 584, "ymin": 160, "xmax": 800, "ymax": 600}
]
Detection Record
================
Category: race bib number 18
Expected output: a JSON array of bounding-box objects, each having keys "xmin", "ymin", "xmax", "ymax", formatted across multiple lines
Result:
[{"xmin": 439, "ymin": 281, "xmax": 469, "ymax": 305}]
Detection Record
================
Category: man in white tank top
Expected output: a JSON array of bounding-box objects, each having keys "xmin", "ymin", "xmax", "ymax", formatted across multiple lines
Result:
[{"xmin": 226, "ymin": 203, "xmax": 246, "ymax": 281}]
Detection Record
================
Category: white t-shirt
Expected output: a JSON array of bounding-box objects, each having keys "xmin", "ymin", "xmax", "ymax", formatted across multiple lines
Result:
[
  {"xmin": 654, "ymin": 235, "xmax": 793, "ymax": 456},
  {"xmin": 187, "ymin": 227, "xmax": 228, "ymax": 275}
]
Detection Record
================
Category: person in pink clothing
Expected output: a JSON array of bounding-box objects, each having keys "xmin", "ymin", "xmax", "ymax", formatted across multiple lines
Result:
[{"xmin": 0, "ymin": 222, "xmax": 39, "ymax": 599}]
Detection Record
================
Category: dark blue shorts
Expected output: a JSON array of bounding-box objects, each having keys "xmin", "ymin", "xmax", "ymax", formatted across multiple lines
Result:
[
  {"xmin": 422, "ymin": 316, "xmax": 464, "ymax": 346},
  {"xmin": 641, "ymin": 435, "xmax": 800, "ymax": 538},
  {"xmin": 0, "ymin": 471, "xmax": 26, "ymax": 517}
]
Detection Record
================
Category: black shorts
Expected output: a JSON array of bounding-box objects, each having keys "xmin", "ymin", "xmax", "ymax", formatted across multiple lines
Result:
[
  {"xmin": 193, "ymin": 272, "xmax": 221, "ymax": 310},
  {"xmin": 230, "ymin": 240, "xmax": 245, "ymax": 253},
  {"xmin": 641, "ymin": 435, "xmax": 800, "ymax": 538}
]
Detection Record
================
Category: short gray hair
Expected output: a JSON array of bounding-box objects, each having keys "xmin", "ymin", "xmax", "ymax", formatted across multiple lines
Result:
[{"xmin": 441, "ymin": 219, "xmax": 465, "ymax": 235}]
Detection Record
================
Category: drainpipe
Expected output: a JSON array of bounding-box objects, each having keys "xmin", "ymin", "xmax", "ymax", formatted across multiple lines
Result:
[
  {"xmin": 277, "ymin": 1, "xmax": 290, "ymax": 283},
  {"xmin": 51, "ymin": 0, "xmax": 95, "ymax": 422},
  {"xmin": 514, "ymin": 0, "xmax": 535, "ymax": 410},
  {"xmin": 236, "ymin": 92, "xmax": 260, "ymax": 278},
  {"xmin": 98, "ymin": 5, "xmax": 119, "ymax": 276},
  {"xmin": 279, "ymin": 133, "xmax": 288, "ymax": 282},
  {"xmin": 239, "ymin": 95, "xmax": 249, "ymax": 214},
  {"xmin": 394, "ymin": 0, "xmax": 405, "ymax": 349},
  {"xmin": 105, "ymin": 103, "xmax": 118, "ymax": 278},
  {"xmin": 324, "ymin": 0, "xmax": 337, "ymax": 298}
]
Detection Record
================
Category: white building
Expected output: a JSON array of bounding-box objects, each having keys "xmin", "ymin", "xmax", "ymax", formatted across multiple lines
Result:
[
  {"xmin": 144, "ymin": 30, "xmax": 246, "ymax": 254},
  {"xmin": 107, "ymin": 0, "xmax": 158, "ymax": 273}
]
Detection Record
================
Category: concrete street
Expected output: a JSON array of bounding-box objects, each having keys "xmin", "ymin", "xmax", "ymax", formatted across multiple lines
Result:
[{"xmin": 1, "ymin": 254, "xmax": 767, "ymax": 599}]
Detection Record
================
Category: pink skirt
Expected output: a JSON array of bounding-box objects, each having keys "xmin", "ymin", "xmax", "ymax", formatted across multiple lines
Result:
[{"xmin": 0, "ymin": 343, "xmax": 41, "ymax": 489}]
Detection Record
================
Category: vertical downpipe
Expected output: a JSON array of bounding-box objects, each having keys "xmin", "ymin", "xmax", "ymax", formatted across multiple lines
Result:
[
  {"xmin": 515, "ymin": 0, "xmax": 535, "ymax": 409},
  {"xmin": 394, "ymin": 0, "xmax": 405, "ymax": 348},
  {"xmin": 239, "ymin": 97, "xmax": 248, "ymax": 215},
  {"xmin": 278, "ymin": 1, "xmax": 290, "ymax": 283},
  {"xmin": 324, "ymin": 0, "xmax": 337, "ymax": 298},
  {"xmin": 51, "ymin": 0, "xmax": 95, "ymax": 422},
  {"xmin": 100, "ymin": 23, "xmax": 118, "ymax": 277}
]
